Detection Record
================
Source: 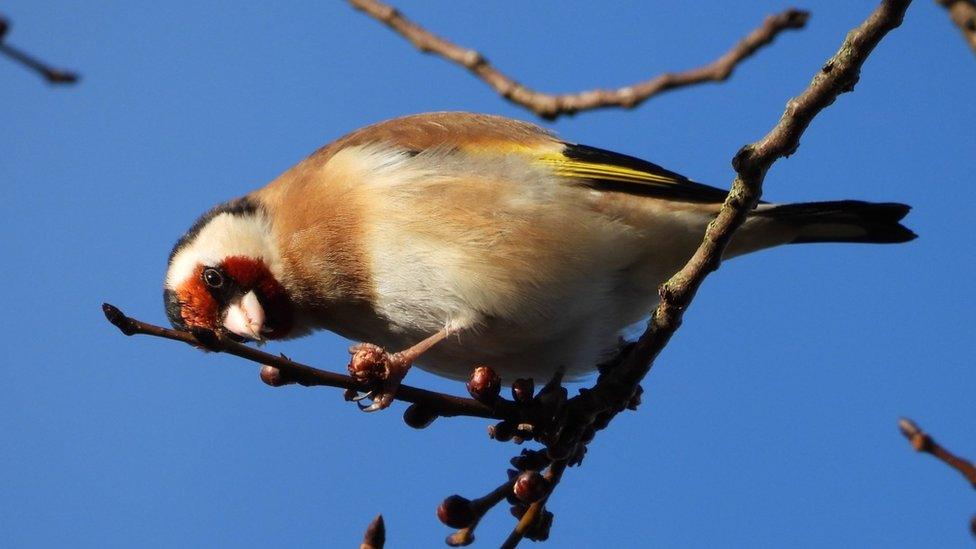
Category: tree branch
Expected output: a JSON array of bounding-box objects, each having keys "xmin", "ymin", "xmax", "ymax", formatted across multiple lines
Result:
[
  {"xmin": 594, "ymin": 0, "xmax": 911, "ymax": 417},
  {"xmin": 543, "ymin": 0, "xmax": 914, "ymax": 526},
  {"xmin": 898, "ymin": 418, "xmax": 976, "ymax": 536},
  {"xmin": 348, "ymin": 0, "xmax": 808, "ymax": 120},
  {"xmin": 0, "ymin": 15, "xmax": 79, "ymax": 84},
  {"xmin": 936, "ymin": 0, "xmax": 976, "ymax": 55},
  {"xmin": 899, "ymin": 418, "xmax": 976, "ymax": 488},
  {"xmin": 101, "ymin": 303, "xmax": 519, "ymax": 421}
]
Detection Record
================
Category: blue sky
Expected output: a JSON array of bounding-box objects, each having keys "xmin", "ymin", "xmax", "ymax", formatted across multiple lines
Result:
[{"xmin": 2, "ymin": 1, "xmax": 973, "ymax": 547}]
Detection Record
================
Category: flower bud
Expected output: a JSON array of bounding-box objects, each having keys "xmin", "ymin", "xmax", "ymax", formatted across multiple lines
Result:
[
  {"xmin": 488, "ymin": 421, "xmax": 516, "ymax": 442},
  {"xmin": 526, "ymin": 510, "xmax": 553, "ymax": 542},
  {"xmin": 260, "ymin": 365, "xmax": 293, "ymax": 387},
  {"xmin": 348, "ymin": 343, "xmax": 387, "ymax": 382},
  {"xmin": 513, "ymin": 471, "xmax": 549, "ymax": 503},
  {"xmin": 627, "ymin": 385, "xmax": 644, "ymax": 411},
  {"xmin": 466, "ymin": 366, "xmax": 501, "ymax": 403},
  {"xmin": 580, "ymin": 426, "xmax": 596, "ymax": 444},
  {"xmin": 511, "ymin": 378, "xmax": 534, "ymax": 403},
  {"xmin": 403, "ymin": 403, "xmax": 438, "ymax": 429},
  {"xmin": 509, "ymin": 503, "xmax": 528, "ymax": 519},
  {"xmin": 510, "ymin": 449, "xmax": 550, "ymax": 471},
  {"xmin": 360, "ymin": 514, "xmax": 385, "ymax": 549},
  {"xmin": 437, "ymin": 495, "xmax": 475, "ymax": 529}
]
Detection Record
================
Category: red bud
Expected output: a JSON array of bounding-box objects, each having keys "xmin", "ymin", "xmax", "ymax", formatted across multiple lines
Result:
[
  {"xmin": 259, "ymin": 365, "xmax": 293, "ymax": 387},
  {"xmin": 466, "ymin": 366, "xmax": 501, "ymax": 403},
  {"xmin": 513, "ymin": 471, "xmax": 549, "ymax": 503},
  {"xmin": 437, "ymin": 495, "xmax": 475, "ymax": 529},
  {"xmin": 511, "ymin": 378, "xmax": 535, "ymax": 403}
]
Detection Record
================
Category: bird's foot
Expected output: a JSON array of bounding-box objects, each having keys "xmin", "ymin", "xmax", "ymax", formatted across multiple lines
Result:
[{"xmin": 347, "ymin": 342, "xmax": 412, "ymax": 412}]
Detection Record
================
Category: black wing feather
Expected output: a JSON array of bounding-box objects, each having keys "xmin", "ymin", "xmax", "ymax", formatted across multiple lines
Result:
[{"xmin": 559, "ymin": 143, "xmax": 731, "ymax": 204}]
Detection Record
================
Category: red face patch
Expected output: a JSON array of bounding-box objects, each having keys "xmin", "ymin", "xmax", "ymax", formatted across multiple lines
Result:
[
  {"xmin": 175, "ymin": 265, "xmax": 219, "ymax": 329},
  {"xmin": 175, "ymin": 257, "xmax": 293, "ymax": 339}
]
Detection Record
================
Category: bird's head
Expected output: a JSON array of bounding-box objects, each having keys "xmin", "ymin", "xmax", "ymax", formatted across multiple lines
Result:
[{"xmin": 164, "ymin": 198, "xmax": 293, "ymax": 342}]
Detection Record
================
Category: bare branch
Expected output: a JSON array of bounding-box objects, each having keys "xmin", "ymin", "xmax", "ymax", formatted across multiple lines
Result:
[
  {"xmin": 546, "ymin": 0, "xmax": 914, "ymax": 508},
  {"xmin": 899, "ymin": 418, "xmax": 976, "ymax": 488},
  {"xmin": 0, "ymin": 15, "xmax": 79, "ymax": 84},
  {"xmin": 937, "ymin": 0, "xmax": 976, "ymax": 55},
  {"xmin": 101, "ymin": 303, "xmax": 519, "ymax": 421},
  {"xmin": 348, "ymin": 0, "xmax": 808, "ymax": 120},
  {"xmin": 898, "ymin": 418, "xmax": 976, "ymax": 536},
  {"xmin": 360, "ymin": 514, "xmax": 386, "ymax": 549}
]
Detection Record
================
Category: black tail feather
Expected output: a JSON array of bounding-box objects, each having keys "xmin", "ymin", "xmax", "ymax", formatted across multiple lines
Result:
[{"xmin": 756, "ymin": 200, "xmax": 917, "ymax": 244}]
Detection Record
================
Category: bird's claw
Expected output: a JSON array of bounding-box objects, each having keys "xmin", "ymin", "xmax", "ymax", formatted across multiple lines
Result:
[
  {"xmin": 345, "ymin": 388, "xmax": 394, "ymax": 411},
  {"xmin": 347, "ymin": 342, "xmax": 410, "ymax": 412},
  {"xmin": 345, "ymin": 390, "xmax": 371, "ymax": 402},
  {"xmin": 356, "ymin": 391, "xmax": 397, "ymax": 413}
]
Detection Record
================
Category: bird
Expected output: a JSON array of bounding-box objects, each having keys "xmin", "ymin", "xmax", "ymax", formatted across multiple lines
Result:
[{"xmin": 163, "ymin": 112, "xmax": 915, "ymax": 410}]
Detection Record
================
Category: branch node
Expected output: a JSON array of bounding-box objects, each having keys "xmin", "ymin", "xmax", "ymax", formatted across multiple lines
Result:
[
  {"xmin": 730, "ymin": 145, "xmax": 756, "ymax": 174},
  {"xmin": 460, "ymin": 49, "xmax": 483, "ymax": 68}
]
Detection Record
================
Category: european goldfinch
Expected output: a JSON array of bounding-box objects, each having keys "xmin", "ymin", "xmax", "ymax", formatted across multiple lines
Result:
[{"xmin": 164, "ymin": 112, "xmax": 914, "ymax": 410}]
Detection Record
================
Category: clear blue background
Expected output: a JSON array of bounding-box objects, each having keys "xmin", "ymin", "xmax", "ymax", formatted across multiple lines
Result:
[{"xmin": 2, "ymin": 1, "xmax": 973, "ymax": 547}]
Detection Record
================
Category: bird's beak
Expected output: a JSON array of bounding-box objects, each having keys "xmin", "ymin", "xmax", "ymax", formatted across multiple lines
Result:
[{"xmin": 222, "ymin": 290, "xmax": 265, "ymax": 341}]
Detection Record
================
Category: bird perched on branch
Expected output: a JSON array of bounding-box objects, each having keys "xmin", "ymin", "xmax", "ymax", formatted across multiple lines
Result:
[{"xmin": 164, "ymin": 112, "xmax": 915, "ymax": 410}]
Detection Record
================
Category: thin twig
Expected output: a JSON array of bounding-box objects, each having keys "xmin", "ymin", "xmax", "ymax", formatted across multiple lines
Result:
[
  {"xmin": 0, "ymin": 16, "xmax": 79, "ymax": 84},
  {"xmin": 445, "ymin": 477, "xmax": 519, "ymax": 547},
  {"xmin": 936, "ymin": 0, "xmax": 976, "ymax": 55},
  {"xmin": 348, "ymin": 0, "xmax": 808, "ymax": 120},
  {"xmin": 899, "ymin": 418, "xmax": 976, "ymax": 488},
  {"xmin": 101, "ymin": 303, "xmax": 519, "ymax": 421}
]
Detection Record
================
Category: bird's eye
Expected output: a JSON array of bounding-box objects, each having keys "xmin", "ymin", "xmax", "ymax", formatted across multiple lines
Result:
[{"xmin": 202, "ymin": 268, "xmax": 224, "ymax": 288}]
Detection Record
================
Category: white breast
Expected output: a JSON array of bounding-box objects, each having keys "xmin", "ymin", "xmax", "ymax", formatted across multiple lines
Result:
[{"xmin": 317, "ymin": 144, "xmax": 709, "ymax": 382}]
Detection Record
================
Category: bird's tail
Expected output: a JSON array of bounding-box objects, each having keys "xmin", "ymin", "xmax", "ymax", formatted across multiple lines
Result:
[{"xmin": 753, "ymin": 200, "xmax": 917, "ymax": 244}]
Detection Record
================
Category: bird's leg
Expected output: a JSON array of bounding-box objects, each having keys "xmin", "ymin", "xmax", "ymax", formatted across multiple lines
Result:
[{"xmin": 347, "ymin": 328, "xmax": 451, "ymax": 412}]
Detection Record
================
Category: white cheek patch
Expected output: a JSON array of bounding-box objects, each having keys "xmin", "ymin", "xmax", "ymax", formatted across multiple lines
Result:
[{"xmin": 166, "ymin": 212, "xmax": 278, "ymax": 290}]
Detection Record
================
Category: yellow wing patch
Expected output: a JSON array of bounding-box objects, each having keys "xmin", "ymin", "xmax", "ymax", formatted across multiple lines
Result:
[
  {"xmin": 533, "ymin": 143, "xmax": 730, "ymax": 203},
  {"xmin": 536, "ymin": 153, "xmax": 682, "ymax": 185},
  {"xmin": 458, "ymin": 140, "xmax": 728, "ymax": 202}
]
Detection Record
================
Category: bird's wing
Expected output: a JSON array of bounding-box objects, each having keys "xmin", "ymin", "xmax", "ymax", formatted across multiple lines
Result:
[
  {"xmin": 535, "ymin": 143, "xmax": 731, "ymax": 204},
  {"xmin": 310, "ymin": 112, "xmax": 731, "ymax": 204}
]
